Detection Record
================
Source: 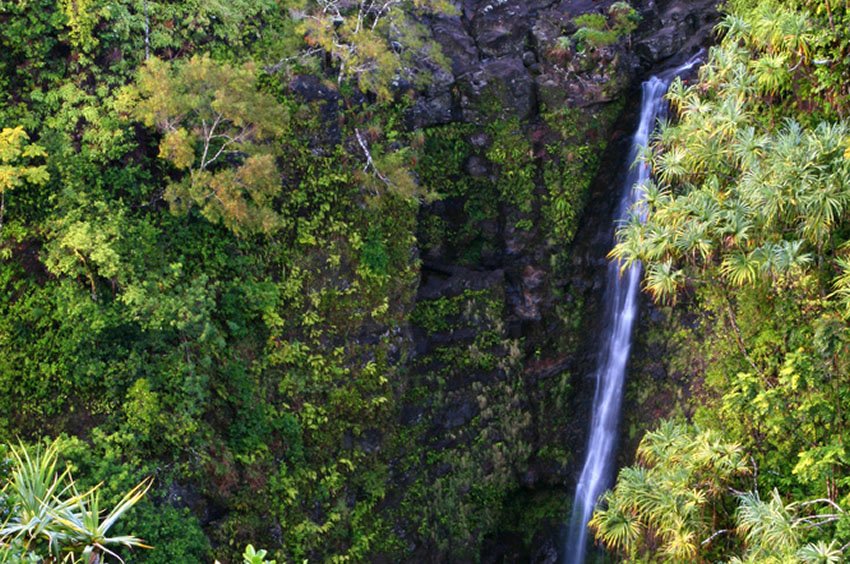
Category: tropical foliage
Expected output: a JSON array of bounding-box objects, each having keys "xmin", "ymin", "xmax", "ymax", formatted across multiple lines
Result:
[
  {"xmin": 8, "ymin": 0, "xmax": 850, "ymax": 560},
  {"xmin": 568, "ymin": 2, "xmax": 641, "ymax": 53},
  {"xmin": 0, "ymin": 0, "xmax": 449, "ymax": 560},
  {"xmin": 596, "ymin": 0, "xmax": 850, "ymax": 560},
  {"xmin": 0, "ymin": 126, "xmax": 49, "ymax": 232},
  {"xmin": 119, "ymin": 55, "xmax": 290, "ymax": 235},
  {"xmin": 612, "ymin": 0, "xmax": 850, "ymax": 303},
  {"xmin": 0, "ymin": 0, "xmax": 608, "ymax": 560},
  {"xmin": 592, "ymin": 423, "xmax": 850, "ymax": 562},
  {"xmin": 0, "ymin": 440, "xmax": 150, "ymax": 563},
  {"xmin": 293, "ymin": 0, "xmax": 455, "ymax": 100}
]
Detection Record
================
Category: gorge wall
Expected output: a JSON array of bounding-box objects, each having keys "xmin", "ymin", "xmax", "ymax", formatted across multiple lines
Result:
[
  {"xmin": 378, "ymin": 0, "xmax": 719, "ymax": 560},
  {"xmin": 106, "ymin": 1, "xmax": 720, "ymax": 560}
]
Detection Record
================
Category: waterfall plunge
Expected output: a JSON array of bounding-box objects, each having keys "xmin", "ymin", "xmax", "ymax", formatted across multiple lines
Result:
[{"xmin": 562, "ymin": 53, "xmax": 703, "ymax": 564}]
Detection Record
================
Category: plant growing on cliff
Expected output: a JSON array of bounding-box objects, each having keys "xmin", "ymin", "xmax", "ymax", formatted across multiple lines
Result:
[
  {"xmin": 119, "ymin": 55, "xmax": 289, "ymax": 236},
  {"xmin": 240, "ymin": 544, "xmax": 276, "ymax": 563},
  {"xmin": 568, "ymin": 2, "xmax": 641, "ymax": 53},
  {"xmin": 0, "ymin": 440, "xmax": 152, "ymax": 562},
  {"xmin": 591, "ymin": 422, "xmax": 850, "ymax": 561},
  {"xmin": 0, "ymin": 126, "xmax": 49, "ymax": 232},
  {"xmin": 590, "ymin": 421, "xmax": 749, "ymax": 560},
  {"xmin": 610, "ymin": 1, "xmax": 850, "ymax": 304},
  {"xmin": 290, "ymin": 0, "xmax": 454, "ymax": 100},
  {"xmin": 599, "ymin": 1, "xmax": 850, "ymax": 561}
]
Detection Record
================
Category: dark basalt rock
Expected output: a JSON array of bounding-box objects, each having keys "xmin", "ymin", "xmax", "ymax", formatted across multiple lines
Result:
[
  {"xmin": 289, "ymin": 74, "xmax": 342, "ymax": 147},
  {"xmin": 442, "ymin": 399, "xmax": 478, "ymax": 429},
  {"xmin": 390, "ymin": 0, "xmax": 721, "ymax": 559},
  {"xmin": 635, "ymin": 0, "xmax": 720, "ymax": 68},
  {"xmin": 465, "ymin": 154, "xmax": 491, "ymax": 177},
  {"xmin": 412, "ymin": 0, "xmax": 719, "ymax": 127},
  {"xmin": 431, "ymin": 14, "xmax": 479, "ymax": 76},
  {"xmin": 467, "ymin": 0, "xmax": 531, "ymax": 59},
  {"xmin": 407, "ymin": 92, "xmax": 457, "ymax": 128},
  {"xmin": 459, "ymin": 56, "xmax": 536, "ymax": 121}
]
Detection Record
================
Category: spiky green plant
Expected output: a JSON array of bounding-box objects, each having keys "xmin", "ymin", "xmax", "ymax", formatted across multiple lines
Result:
[
  {"xmin": 797, "ymin": 540, "xmax": 843, "ymax": 564},
  {"xmin": 50, "ymin": 478, "xmax": 152, "ymax": 561},
  {"xmin": 593, "ymin": 421, "xmax": 850, "ymax": 561},
  {"xmin": 590, "ymin": 421, "xmax": 749, "ymax": 560},
  {"xmin": 0, "ymin": 441, "xmax": 71, "ymax": 556},
  {"xmin": 0, "ymin": 440, "xmax": 151, "ymax": 563},
  {"xmin": 736, "ymin": 490, "xmax": 799, "ymax": 559}
]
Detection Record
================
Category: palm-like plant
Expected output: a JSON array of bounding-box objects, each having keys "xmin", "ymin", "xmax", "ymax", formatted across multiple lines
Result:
[
  {"xmin": 797, "ymin": 540, "xmax": 843, "ymax": 564},
  {"xmin": 594, "ymin": 420, "xmax": 850, "ymax": 562},
  {"xmin": 716, "ymin": 13, "xmax": 753, "ymax": 45},
  {"xmin": 751, "ymin": 53, "xmax": 792, "ymax": 95},
  {"xmin": 602, "ymin": 0, "xmax": 850, "ymax": 560},
  {"xmin": 736, "ymin": 490, "xmax": 799, "ymax": 559},
  {"xmin": 643, "ymin": 260, "xmax": 685, "ymax": 302},
  {"xmin": 720, "ymin": 250, "xmax": 759, "ymax": 286},
  {"xmin": 0, "ymin": 441, "xmax": 71, "ymax": 555},
  {"xmin": 615, "ymin": 46, "xmax": 850, "ymax": 310},
  {"xmin": 750, "ymin": 4, "xmax": 813, "ymax": 60},
  {"xmin": 591, "ymin": 422, "xmax": 750, "ymax": 560},
  {"xmin": 0, "ymin": 441, "xmax": 151, "ymax": 563},
  {"xmin": 829, "ymin": 255, "xmax": 850, "ymax": 312},
  {"xmin": 51, "ymin": 479, "xmax": 152, "ymax": 562},
  {"xmin": 587, "ymin": 491, "xmax": 642, "ymax": 554}
]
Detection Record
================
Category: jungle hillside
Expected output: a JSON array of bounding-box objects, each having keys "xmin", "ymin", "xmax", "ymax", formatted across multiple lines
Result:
[{"xmin": 2, "ymin": 0, "xmax": 850, "ymax": 563}]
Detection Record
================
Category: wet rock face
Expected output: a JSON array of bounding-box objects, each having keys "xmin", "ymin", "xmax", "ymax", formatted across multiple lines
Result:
[
  {"xmin": 635, "ymin": 0, "xmax": 719, "ymax": 65},
  {"xmin": 461, "ymin": 57, "xmax": 536, "ymax": 120},
  {"xmin": 388, "ymin": 0, "xmax": 720, "ymax": 559},
  {"xmin": 468, "ymin": 0, "xmax": 534, "ymax": 58},
  {"xmin": 410, "ymin": 0, "xmax": 720, "ymax": 128},
  {"xmin": 404, "ymin": 0, "xmax": 720, "ymax": 364}
]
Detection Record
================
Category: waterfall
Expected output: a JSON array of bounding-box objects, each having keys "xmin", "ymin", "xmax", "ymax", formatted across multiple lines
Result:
[{"xmin": 562, "ymin": 53, "xmax": 703, "ymax": 564}]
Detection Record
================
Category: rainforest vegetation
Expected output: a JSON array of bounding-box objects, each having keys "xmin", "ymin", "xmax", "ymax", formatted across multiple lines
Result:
[
  {"xmin": 593, "ymin": 0, "xmax": 850, "ymax": 561},
  {"xmin": 0, "ymin": 1, "xmax": 457, "ymax": 561},
  {"xmin": 2, "ymin": 0, "xmax": 850, "ymax": 562}
]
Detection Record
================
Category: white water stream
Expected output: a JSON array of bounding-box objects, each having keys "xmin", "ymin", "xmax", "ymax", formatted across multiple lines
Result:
[{"xmin": 562, "ymin": 54, "xmax": 702, "ymax": 564}]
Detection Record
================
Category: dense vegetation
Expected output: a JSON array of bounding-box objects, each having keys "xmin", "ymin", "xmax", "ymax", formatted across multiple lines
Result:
[
  {"xmin": 9, "ymin": 0, "xmax": 849, "ymax": 561},
  {"xmin": 0, "ymin": 0, "xmax": 451, "ymax": 561},
  {"xmin": 0, "ymin": 0, "xmax": 623, "ymax": 561},
  {"xmin": 594, "ymin": 0, "xmax": 850, "ymax": 561}
]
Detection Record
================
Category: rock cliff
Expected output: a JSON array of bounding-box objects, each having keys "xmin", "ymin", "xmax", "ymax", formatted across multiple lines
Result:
[{"xmin": 382, "ymin": 0, "xmax": 720, "ymax": 560}]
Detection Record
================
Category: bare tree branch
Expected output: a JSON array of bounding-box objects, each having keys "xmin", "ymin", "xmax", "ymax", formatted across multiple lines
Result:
[
  {"xmin": 355, "ymin": 128, "xmax": 391, "ymax": 191},
  {"xmin": 701, "ymin": 529, "xmax": 731, "ymax": 546}
]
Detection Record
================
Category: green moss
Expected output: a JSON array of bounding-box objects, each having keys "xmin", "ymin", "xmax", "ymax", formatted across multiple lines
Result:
[
  {"xmin": 410, "ymin": 289, "xmax": 492, "ymax": 335},
  {"xmin": 541, "ymin": 98, "xmax": 625, "ymax": 253},
  {"xmin": 495, "ymin": 489, "xmax": 570, "ymax": 548},
  {"xmin": 487, "ymin": 118, "xmax": 537, "ymax": 221},
  {"xmin": 567, "ymin": 2, "xmax": 641, "ymax": 53},
  {"xmin": 388, "ymin": 281, "xmax": 539, "ymax": 560},
  {"xmin": 417, "ymin": 123, "xmax": 476, "ymax": 199},
  {"xmin": 361, "ymin": 226, "xmax": 390, "ymax": 276},
  {"xmin": 416, "ymin": 117, "xmax": 540, "ymax": 260}
]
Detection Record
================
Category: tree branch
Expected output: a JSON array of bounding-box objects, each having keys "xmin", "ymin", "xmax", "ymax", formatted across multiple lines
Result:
[
  {"xmin": 355, "ymin": 128, "xmax": 391, "ymax": 191},
  {"xmin": 199, "ymin": 114, "xmax": 223, "ymax": 170},
  {"xmin": 701, "ymin": 529, "xmax": 731, "ymax": 546},
  {"xmin": 795, "ymin": 498, "xmax": 845, "ymax": 513},
  {"xmin": 722, "ymin": 290, "xmax": 763, "ymax": 376}
]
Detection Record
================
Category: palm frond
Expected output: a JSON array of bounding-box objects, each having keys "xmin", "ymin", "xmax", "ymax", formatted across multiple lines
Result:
[
  {"xmin": 720, "ymin": 250, "xmax": 758, "ymax": 286},
  {"xmin": 797, "ymin": 540, "xmax": 842, "ymax": 564},
  {"xmin": 736, "ymin": 489, "xmax": 798, "ymax": 557},
  {"xmin": 643, "ymin": 260, "xmax": 685, "ymax": 302}
]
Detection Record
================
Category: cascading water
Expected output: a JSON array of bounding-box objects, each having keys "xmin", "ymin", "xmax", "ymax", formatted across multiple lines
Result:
[{"xmin": 562, "ymin": 53, "xmax": 703, "ymax": 564}]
